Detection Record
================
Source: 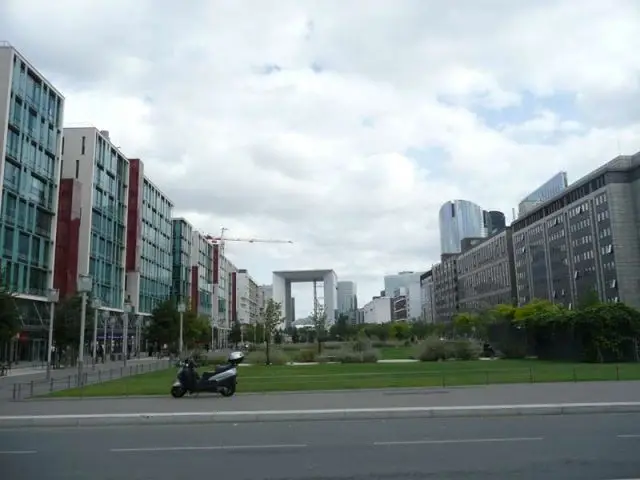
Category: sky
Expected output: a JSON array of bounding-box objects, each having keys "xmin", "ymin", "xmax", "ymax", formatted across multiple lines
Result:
[{"xmin": 2, "ymin": 0, "xmax": 639, "ymax": 317}]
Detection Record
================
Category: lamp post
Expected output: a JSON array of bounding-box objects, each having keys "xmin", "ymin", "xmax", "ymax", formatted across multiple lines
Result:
[
  {"xmin": 123, "ymin": 301, "xmax": 132, "ymax": 367},
  {"xmin": 45, "ymin": 288, "xmax": 59, "ymax": 380},
  {"xmin": 177, "ymin": 302, "xmax": 186, "ymax": 356},
  {"xmin": 91, "ymin": 298, "xmax": 102, "ymax": 366},
  {"xmin": 76, "ymin": 274, "xmax": 93, "ymax": 386}
]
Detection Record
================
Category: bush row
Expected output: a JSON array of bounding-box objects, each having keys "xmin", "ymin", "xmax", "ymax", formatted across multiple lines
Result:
[{"xmin": 416, "ymin": 337, "xmax": 483, "ymax": 361}]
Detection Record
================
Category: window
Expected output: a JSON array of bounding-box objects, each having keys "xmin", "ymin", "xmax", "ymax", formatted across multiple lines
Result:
[
  {"xmin": 75, "ymin": 160, "xmax": 80, "ymax": 179},
  {"xmin": 81, "ymin": 136, "xmax": 86, "ymax": 155}
]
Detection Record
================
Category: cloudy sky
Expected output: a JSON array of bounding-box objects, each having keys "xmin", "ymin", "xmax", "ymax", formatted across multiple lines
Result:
[{"xmin": 2, "ymin": 0, "xmax": 639, "ymax": 317}]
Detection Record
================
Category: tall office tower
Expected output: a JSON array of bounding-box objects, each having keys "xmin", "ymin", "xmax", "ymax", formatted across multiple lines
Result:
[
  {"xmin": 190, "ymin": 229, "xmax": 214, "ymax": 317},
  {"xmin": 383, "ymin": 272, "xmax": 422, "ymax": 320},
  {"xmin": 171, "ymin": 217, "xmax": 193, "ymax": 307},
  {"xmin": 483, "ymin": 210, "xmax": 506, "ymax": 237},
  {"xmin": 439, "ymin": 200, "xmax": 485, "ymax": 254},
  {"xmin": 337, "ymin": 280, "xmax": 358, "ymax": 322},
  {"xmin": 125, "ymin": 158, "xmax": 173, "ymax": 316},
  {"xmin": 57, "ymin": 128, "xmax": 129, "ymax": 310},
  {"xmin": 0, "ymin": 43, "xmax": 65, "ymax": 362}
]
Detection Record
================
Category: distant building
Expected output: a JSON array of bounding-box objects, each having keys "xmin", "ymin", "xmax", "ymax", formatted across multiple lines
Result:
[
  {"xmin": 383, "ymin": 271, "xmax": 422, "ymax": 319},
  {"xmin": 419, "ymin": 270, "xmax": 435, "ymax": 323},
  {"xmin": 362, "ymin": 296, "xmax": 392, "ymax": 324},
  {"xmin": 337, "ymin": 280, "xmax": 358, "ymax": 323},
  {"xmin": 518, "ymin": 172, "xmax": 568, "ymax": 218},
  {"xmin": 483, "ymin": 210, "xmax": 506, "ymax": 236},
  {"xmin": 432, "ymin": 256, "xmax": 459, "ymax": 323},
  {"xmin": 439, "ymin": 200, "xmax": 485, "ymax": 254},
  {"xmin": 392, "ymin": 287, "xmax": 408, "ymax": 320}
]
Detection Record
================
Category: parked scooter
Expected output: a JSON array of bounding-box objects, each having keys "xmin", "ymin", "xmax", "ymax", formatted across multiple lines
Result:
[{"xmin": 170, "ymin": 351, "xmax": 245, "ymax": 398}]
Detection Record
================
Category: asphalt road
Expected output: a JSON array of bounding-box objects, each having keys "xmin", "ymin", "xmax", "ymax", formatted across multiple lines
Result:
[
  {"xmin": 2, "ymin": 380, "xmax": 640, "ymax": 416},
  {"xmin": 2, "ymin": 413, "xmax": 640, "ymax": 479}
]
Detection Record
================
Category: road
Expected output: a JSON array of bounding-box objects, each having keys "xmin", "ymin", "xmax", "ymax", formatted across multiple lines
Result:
[
  {"xmin": 2, "ymin": 413, "xmax": 640, "ymax": 479},
  {"xmin": 2, "ymin": 380, "xmax": 640, "ymax": 416}
]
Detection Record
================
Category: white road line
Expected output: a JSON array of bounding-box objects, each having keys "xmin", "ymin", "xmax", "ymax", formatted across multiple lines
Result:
[
  {"xmin": 374, "ymin": 437, "xmax": 544, "ymax": 446},
  {"xmin": 0, "ymin": 450, "xmax": 37, "ymax": 455},
  {"xmin": 617, "ymin": 434, "xmax": 640, "ymax": 438},
  {"xmin": 110, "ymin": 443, "xmax": 307, "ymax": 453}
]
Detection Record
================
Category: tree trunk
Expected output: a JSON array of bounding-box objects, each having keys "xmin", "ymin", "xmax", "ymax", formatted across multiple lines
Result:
[{"xmin": 265, "ymin": 339, "xmax": 271, "ymax": 365}]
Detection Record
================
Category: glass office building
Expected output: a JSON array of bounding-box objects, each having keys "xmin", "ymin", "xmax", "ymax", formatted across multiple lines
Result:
[
  {"xmin": 171, "ymin": 218, "xmax": 192, "ymax": 306},
  {"xmin": 439, "ymin": 200, "xmax": 485, "ymax": 254},
  {"xmin": 138, "ymin": 177, "xmax": 173, "ymax": 314}
]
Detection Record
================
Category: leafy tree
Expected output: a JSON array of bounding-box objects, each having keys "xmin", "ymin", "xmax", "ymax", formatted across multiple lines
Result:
[
  {"xmin": 329, "ymin": 314, "xmax": 356, "ymax": 340},
  {"xmin": 391, "ymin": 322, "xmax": 412, "ymax": 341},
  {"xmin": 228, "ymin": 321, "xmax": 242, "ymax": 347},
  {"xmin": 274, "ymin": 330, "xmax": 283, "ymax": 345},
  {"xmin": 146, "ymin": 299, "xmax": 179, "ymax": 350},
  {"xmin": 0, "ymin": 272, "xmax": 20, "ymax": 352},
  {"xmin": 311, "ymin": 304, "xmax": 328, "ymax": 353},
  {"xmin": 52, "ymin": 294, "xmax": 96, "ymax": 363},
  {"xmin": 290, "ymin": 326, "xmax": 300, "ymax": 343},
  {"xmin": 245, "ymin": 323, "xmax": 265, "ymax": 344},
  {"xmin": 184, "ymin": 312, "xmax": 211, "ymax": 349},
  {"xmin": 261, "ymin": 299, "xmax": 283, "ymax": 365}
]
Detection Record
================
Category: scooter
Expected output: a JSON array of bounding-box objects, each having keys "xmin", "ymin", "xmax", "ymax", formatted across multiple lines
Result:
[{"xmin": 170, "ymin": 351, "xmax": 245, "ymax": 398}]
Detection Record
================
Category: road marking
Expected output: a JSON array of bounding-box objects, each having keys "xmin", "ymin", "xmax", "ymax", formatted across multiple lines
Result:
[
  {"xmin": 374, "ymin": 437, "xmax": 544, "ymax": 446},
  {"xmin": 617, "ymin": 434, "xmax": 640, "ymax": 438},
  {"xmin": 111, "ymin": 443, "xmax": 307, "ymax": 453},
  {"xmin": 0, "ymin": 450, "xmax": 37, "ymax": 455}
]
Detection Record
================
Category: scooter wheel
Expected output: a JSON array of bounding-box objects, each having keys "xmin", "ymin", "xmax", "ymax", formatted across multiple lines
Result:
[
  {"xmin": 171, "ymin": 386, "xmax": 186, "ymax": 398},
  {"xmin": 219, "ymin": 386, "xmax": 235, "ymax": 397}
]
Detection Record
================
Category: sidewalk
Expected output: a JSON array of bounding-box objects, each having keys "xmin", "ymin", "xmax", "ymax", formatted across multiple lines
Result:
[{"xmin": 0, "ymin": 356, "xmax": 171, "ymax": 401}]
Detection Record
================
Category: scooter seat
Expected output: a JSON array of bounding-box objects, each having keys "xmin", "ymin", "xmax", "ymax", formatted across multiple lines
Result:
[{"xmin": 213, "ymin": 364, "xmax": 233, "ymax": 374}]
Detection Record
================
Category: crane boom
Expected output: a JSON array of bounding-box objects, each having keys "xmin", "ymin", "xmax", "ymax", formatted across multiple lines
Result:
[{"xmin": 205, "ymin": 236, "xmax": 293, "ymax": 244}]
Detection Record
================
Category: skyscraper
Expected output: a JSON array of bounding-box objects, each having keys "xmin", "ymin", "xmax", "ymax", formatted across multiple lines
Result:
[{"xmin": 439, "ymin": 200, "xmax": 485, "ymax": 254}]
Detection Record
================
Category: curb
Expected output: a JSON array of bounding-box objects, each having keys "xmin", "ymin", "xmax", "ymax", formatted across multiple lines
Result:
[{"xmin": 2, "ymin": 402, "xmax": 640, "ymax": 428}]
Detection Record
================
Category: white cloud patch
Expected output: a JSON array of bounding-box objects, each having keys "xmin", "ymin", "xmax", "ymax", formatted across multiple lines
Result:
[{"xmin": 2, "ymin": 0, "xmax": 639, "ymax": 316}]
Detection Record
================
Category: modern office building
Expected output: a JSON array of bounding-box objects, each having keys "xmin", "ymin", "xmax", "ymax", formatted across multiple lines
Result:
[
  {"xmin": 125, "ymin": 158, "xmax": 173, "ymax": 315},
  {"xmin": 419, "ymin": 270, "xmax": 435, "ymax": 323},
  {"xmin": 392, "ymin": 287, "xmax": 408, "ymax": 320},
  {"xmin": 362, "ymin": 296, "xmax": 392, "ymax": 324},
  {"xmin": 518, "ymin": 171, "xmax": 568, "ymax": 217},
  {"xmin": 383, "ymin": 271, "xmax": 422, "ymax": 319},
  {"xmin": 457, "ymin": 228, "xmax": 517, "ymax": 312},
  {"xmin": 483, "ymin": 210, "xmax": 506, "ymax": 237},
  {"xmin": 431, "ymin": 255, "xmax": 459, "ymax": 322},
  {"xmin": 235, "ymin": 269, "xmax": 259, "ymax": 325},
  {"xmin": 337, "ymin": 280, "xmax": 357, "ymax": 322},
  {"xmin": 439, "ymin": 200, "xmax": 485, "ymax": 254},
  {"xmin": 57, "ymin": 127, "xmax": 128, "ymax": 310},
  {"xmin": 258, "ymin": 284, "xmax": 272, "ymax": 313},
  {"xmin": 0, "ymin": 43, "xmax": 65, "ymax": 361},
  {"xmin": 512, "ymin": 153, "xmax": 640, "ymax": 310},
  {"xmin": 171, "ymin": 218, "xmax": 192, "ymax": 307},
  {"xmin": 190, "ymin": 230, "xmax": 213, "ymax": 317}
]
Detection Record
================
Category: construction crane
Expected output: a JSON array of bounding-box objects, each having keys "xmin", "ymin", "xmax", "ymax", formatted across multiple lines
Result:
[{"xmin": 203, "ymin": 228, "xmax": 294, "ymax": 348}]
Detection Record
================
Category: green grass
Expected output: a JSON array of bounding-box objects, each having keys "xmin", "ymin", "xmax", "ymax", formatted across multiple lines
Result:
[
  {"xmin": 48, "ymin": 360, "xmax": 640, "ymax": 398},
  {"xmin": 379, "ymin": 346, "xmax": 415, "ymax": 359}
]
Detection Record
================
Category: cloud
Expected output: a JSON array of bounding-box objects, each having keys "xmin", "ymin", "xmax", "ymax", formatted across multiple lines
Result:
[{"xmin": 2, "ymin": 0, "xmax": 639, "ymax": 316}]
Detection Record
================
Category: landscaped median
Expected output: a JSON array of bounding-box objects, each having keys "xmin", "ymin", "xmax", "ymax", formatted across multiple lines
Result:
[{"xmin": 47, "ymin": 359, "xmax": 640, "ymax": 398}]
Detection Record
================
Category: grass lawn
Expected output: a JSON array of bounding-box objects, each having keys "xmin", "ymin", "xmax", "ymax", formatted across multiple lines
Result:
[
  {"xmin": 379, "ymin": 346, "xmax": 415, "ymax": 360},
  {"xmin": 48, "ymin": 359, "xmax": 640, "ymax": 398}
]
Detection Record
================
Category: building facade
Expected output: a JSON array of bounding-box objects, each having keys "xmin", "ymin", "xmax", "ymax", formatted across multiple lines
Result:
[
  {"xmin": 235, "ymin": 269, "xmax": 259, "ymax": 325},
  {"xmin": 392, "ymin": 287, "xmax": 408, "ymax": 320},
  {"xmin": 419, "ymin": 270, "xmax": 435, "ymax": 323},
  {"xmin": 0, "ymin": 43, "xmax": 65, "ymax": 361},
  {"xmin": 383, "ymin": 271, "xmax": 422, "ymax": 319},
  {"xmin": 190, "ymin": 230, "xmax": 213, "ymax": 317},
  {"xmin": 171, "ymin": 218, "xmax": 192, "ymax": 307},
  {"xmin": 362, "ymin": 296, "xmax": 392, "ymax": 324},
  {"xmin": 512, "ymin": 153, "xmax": 640, "ymax": 309},
  {"xmin": 439, "ymin": 200, "xmax": 485, "ymax": 254},
  {"xmin": 336, "ymin": 280, "xmax": 357, "ymax": 322},
  {"xmin": 431, "ymin": 255, "xmax": 459, "ymax": 323},
  {"xmin": 125, "ymin": 158, "xmax": 173, "ymax": 315},
  {"xmin": 483, "ymin": 210, "xmax": 506, "ymax": 237},
  {"xmin": 58, "ymin": 127, "xmax": 128, "ymax": 310},
  {"xmin": 457, "ymin": 228, "xmax": 517, "ymax": 312}
]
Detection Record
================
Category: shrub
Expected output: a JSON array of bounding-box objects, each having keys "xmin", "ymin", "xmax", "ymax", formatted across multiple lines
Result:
[
  {"xmin": 361, "ymin": 349, "xmax": 381, "ymax": 363},
  {"xmin": 450, "ymin": 339, "xmax": 482, "ymax": 360},
  {"xmin": 416, "ymin": 336, "xmax": 453, "ymax": 362},
  {"xmin": 334, "ymin": 348, "xmax": 380, "ymax": 363},
  {"xmin": 294, "ymin": 349, "xmax": 317, "ymax": 363},
  {"xmin": 246, "ymin": 350, "xmax": 289, "ymax": 365},
  {"xmin": 353, "ymin": 333, "xmax": 372, "ymax": 353}
]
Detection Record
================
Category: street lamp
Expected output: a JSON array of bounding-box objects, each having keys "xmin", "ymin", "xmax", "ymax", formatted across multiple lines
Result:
[
  {"xmin": 91, "ymin": 298, "xmax": 102, "ymax": 366},
  {"xmin": 177, "ymin": 302, "xmax": 186, "ymax": 356},
  {"xmin": 45, "ymin": 288, "xmax": 59, "ymax": 380},
  {"xmin": 76, "ymin": 274, "xmax": 93, "ymax": 385},
  {"xmin": 123, "ymin": 301, "xmax": 133, "ymax": 367}
]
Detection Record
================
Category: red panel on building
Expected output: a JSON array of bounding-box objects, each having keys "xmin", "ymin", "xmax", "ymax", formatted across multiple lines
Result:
[
  {"xmin": 53, "ymin": 179, "xmax": 82, "ymax": 298},
  {"xmin": 212, "ymin": 244, "xmax": 219, "ymax": 284},
  {"xmin": 191, "ymin": 266, "xmax": 199, "ymax": 313},
  {"xmin": 126, "ymin": 158, "xmax": 143, "ymax": 273},
  {"xmin": 231, "ymin": 271, "xmax": 237, "ymax": 323}
]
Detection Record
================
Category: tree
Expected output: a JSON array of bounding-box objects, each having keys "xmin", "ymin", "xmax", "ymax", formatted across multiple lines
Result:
[
  {"xmin": 274, "ymin": 330, "xmax": 283, "ymax": 345},
  {"xmin": 311, "ymin": 304, "xmax": 328, "ymax": 353},
  {"xmin": 146, "ymin": 299, "xmax": 179, "ymax": 351},
  {"xmin": 184, "ymin": 312, "xmax": 211, "ymax": 349},
  {"xmin": 52, "ymin": 294, "xmax": 96, "ymax": 364},
  {"xmin": 0, "ymin": 272, "xmax": 20, "ymax": 353},
  {"xmin": 228, "ymin": 321, "xmax": 242, "ymax": 347},
  {"xmin": 261, "ymin": 299, "xmax": 283, "ymax": 365}
]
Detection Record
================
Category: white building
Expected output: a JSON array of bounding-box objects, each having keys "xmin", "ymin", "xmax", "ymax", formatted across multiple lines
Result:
[
  {"xmin": 235, "ymin": 269, "xmax": 259, "ymax": 325},
  {"xmin": 383, "ymin": 271, "xmax": 423, "ymax": 320},
  {"xmin": 362, "ymin": 296, "xmax": 392, "ymax": 324}
]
